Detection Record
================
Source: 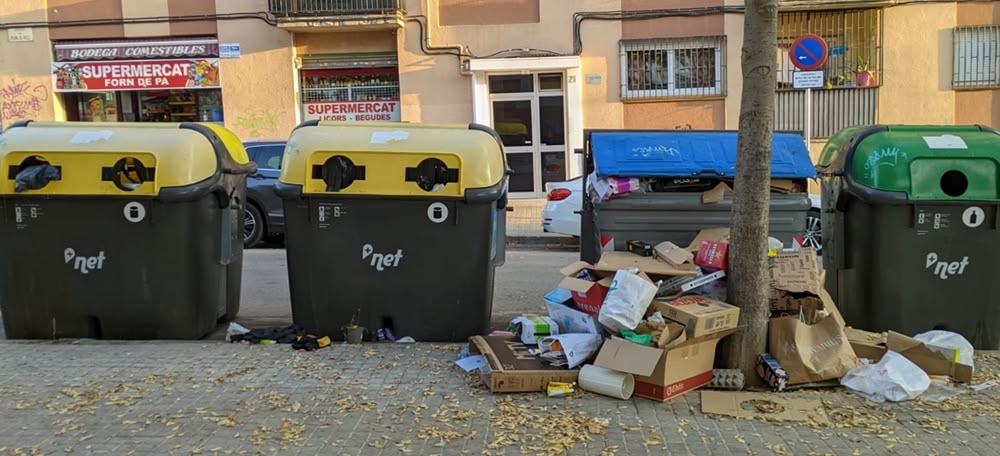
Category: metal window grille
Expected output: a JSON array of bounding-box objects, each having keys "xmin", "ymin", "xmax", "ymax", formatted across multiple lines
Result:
[
  {"xmin": 777, "ymin": 8, "xmax": 882, "ymax": 90},
  {"xmin": 301, "ymin": 76, "xmax": 399, "ymax": 102},
  {"xmin": 620, "ymin": 36, "xmax": 726, "ymax": 100},
  {"xmin": 953, "ymin": 26, "xmax": 1000, "ymax": 89},
  {"xmin": 269, "ymin": 0, "xmax": 405, "ymax": 16}
]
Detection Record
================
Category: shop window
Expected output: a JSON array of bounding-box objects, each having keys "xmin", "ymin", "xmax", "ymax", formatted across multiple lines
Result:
[
  {"xmin": 138, "ymin": 90, "xmax": 223, "ymax": 122},
  {"xmin": 953, "ymin": 25, "xmax": 1000, "ymax": 89},
  {"xmin": 620, "ymin": 36, "xmax": 726, "ymax": 100},
  {"xmin": 76, "ymin": 93, "xmax": 117, "ymax": 122},
  {"xmin": 301, "ymin": 68, "xmax": 400, "ymax": 122},
  {"xmin": 777, "ymin": 9, "xmax": 882, "ymax": 90}
]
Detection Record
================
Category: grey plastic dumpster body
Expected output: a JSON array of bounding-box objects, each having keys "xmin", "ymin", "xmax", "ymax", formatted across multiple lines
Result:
[
  {"xmin": 819, "ymin": 125, "xmax": 1000, "ymax": 350},
  {"xmin": 580, "ymin": 130, "xmax": 817, "ymax": 263},
  {"xmin": 0, "ymin": 121, "xmax": 255, "ymax": 340},
  {"xmin": 275, "ymin": 121, "xmax": 510, "ymax": 343}
]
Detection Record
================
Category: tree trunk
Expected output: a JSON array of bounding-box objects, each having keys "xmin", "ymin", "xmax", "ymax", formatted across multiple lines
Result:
[{"xmin": 721, "ymin": 0, "xmax": 778, "ymax": 385}]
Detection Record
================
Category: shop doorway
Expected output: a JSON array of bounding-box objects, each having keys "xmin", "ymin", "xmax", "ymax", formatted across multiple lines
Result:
[{"xmin": 488, "ymin": 73, "xmax": 567, "ymax": 197}]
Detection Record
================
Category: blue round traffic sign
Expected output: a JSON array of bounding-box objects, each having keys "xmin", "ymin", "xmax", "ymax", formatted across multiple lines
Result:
[{"xmin": 789, "ymin": 34, "xmax": 828, "ymax": 71}]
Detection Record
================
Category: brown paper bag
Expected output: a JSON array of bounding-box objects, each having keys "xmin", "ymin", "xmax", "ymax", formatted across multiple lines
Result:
[{"xmin": 768, "ymin": 314, "xmax": 859, "ymax": 385}]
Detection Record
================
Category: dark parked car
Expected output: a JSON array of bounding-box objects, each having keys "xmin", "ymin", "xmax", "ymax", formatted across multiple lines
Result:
[{"xmin": 242, "ymin": 139, "xmax": 286, "ymax": 247}]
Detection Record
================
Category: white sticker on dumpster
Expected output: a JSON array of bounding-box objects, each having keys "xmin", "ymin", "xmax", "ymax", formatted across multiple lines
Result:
[
  {"xmin": 123, "ymin": 201, "xmax": 146, "ymax": 223},
  {"xmin": 962, "ymin": 206, "xmax": 985, "ymax": 228},
  {"xmin": 427, "ymin": 202, "xmax": 449, "ymax": 223},
  {"xmin": 70, "ymin": 130, "xmax": 113, "ymax": 144}
]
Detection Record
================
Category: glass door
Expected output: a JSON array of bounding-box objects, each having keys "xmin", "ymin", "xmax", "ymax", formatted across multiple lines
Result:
[
  {"xmin": 492, "ymin": 97, "xmax": 535, "ymax": 193},
  {"xmin": 488, "ymin": 73, "xmax": 567, "ymax": 197}
]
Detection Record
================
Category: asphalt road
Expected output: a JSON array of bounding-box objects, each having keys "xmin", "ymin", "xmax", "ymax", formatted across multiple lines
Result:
[{"xmin": 235, "ymin": 247, "xmax": 579, "ymax": 331}]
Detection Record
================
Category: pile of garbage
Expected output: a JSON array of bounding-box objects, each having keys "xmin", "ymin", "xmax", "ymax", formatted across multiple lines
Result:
[
  {"xmin": 457, "ymin": 228, "xmax": 987, "ymax": 404},
  {"xmin": 588, "ymin": 173, "xmax": 807, "ymax": 202}
]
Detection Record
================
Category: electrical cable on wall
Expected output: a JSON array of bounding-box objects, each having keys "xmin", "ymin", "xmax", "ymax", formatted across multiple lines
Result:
[{"xmin": 0, "ymin": 0, "xmax": 989, "ymax": 66}]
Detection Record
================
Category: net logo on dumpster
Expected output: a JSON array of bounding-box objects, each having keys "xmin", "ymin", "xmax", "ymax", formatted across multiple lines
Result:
[
  {"xmin": 361, "ymin": 243, "xmax": 403, "ymax": 272},
  {"xmin": 925, "ymin": 252, "xmax": 969, "ymax": 280},
  {"xmin": 64, "ymin": 248, "xmax": 107, "ymax": 274}
]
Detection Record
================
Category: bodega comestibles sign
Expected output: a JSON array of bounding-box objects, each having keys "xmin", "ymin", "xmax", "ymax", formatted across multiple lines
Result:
[{"xmin": 51, "ymin": 59, "xmax": 221, "ymax": 92}]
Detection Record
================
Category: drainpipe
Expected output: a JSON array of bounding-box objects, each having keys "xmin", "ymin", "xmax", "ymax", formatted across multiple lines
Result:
[{"xmin": 404, "ymin": 0, "xmax": 471, "ymax": 76}]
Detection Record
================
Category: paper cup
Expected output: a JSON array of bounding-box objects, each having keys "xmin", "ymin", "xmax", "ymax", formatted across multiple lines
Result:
[{"xmin": 578, "ymin": 364, "xmax": 634, "ymax": 400}]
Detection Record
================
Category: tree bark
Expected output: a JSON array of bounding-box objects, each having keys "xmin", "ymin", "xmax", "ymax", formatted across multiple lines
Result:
[{"xmin": 721, "ymin": 0, "xmax": 778, "ymax": 385}]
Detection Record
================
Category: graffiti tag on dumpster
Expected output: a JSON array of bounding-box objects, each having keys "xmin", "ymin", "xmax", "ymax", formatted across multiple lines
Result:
[
  {"xmin": 64, "ymin": 248, "xmax": 107, "ymax": 274},
  {"xmin": 863, "ymin": 147, "xmax": 908, "ymax": 179},
  {"xmin": 361, "ymin": 243, "xmax": 403, "ymax": 272}
]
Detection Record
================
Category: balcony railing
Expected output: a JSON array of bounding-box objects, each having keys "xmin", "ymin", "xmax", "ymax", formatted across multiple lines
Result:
[{"xmin": 268, "ymin": 0, "xmax": 405, "ymax": 17}]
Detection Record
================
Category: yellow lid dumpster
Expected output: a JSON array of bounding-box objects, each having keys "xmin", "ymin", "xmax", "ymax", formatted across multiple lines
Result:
[
  {"xmin": 276, "ymin": 121, "xmax": 510, "ymax": 342},
  {"xmin": 0, "ymin": 120, "xmax": 256, "ymax": 340}
]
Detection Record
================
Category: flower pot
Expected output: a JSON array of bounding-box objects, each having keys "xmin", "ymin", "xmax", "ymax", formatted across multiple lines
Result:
[{"xmin": 856, "ymin": 71, "xmax": 873, "ymax": 87}]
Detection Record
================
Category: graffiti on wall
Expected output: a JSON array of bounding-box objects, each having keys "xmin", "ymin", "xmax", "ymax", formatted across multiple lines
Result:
[
  {"xmin": 1, "ymin": 79, "xmax": 49, "ymax": 124},
  {"xmin": 235, "ymin": 108, "xmax": 280, "ymax": 138}
]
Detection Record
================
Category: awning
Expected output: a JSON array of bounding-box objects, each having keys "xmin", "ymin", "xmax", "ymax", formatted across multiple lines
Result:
[
  {"xmin": 53, "ymin": 37, "xmax": 219, "ymax": 61},
  {"xmin": 298, "ymin": 54, "xmax": 398, "ymax": 70}
]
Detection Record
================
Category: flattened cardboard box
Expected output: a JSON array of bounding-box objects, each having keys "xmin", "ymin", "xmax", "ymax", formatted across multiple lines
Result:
[
  {"xmin": 652, "ymin": 296, "xmax": 740, "ymax": 338},
  {"xmin": 594, "ymin": 329, "xmax": 736, "ymax": 402},
  {"xmin": 468, "ymin": 336, "xmax": 579, "ymax": 393},
  {"xmin": 769, "ymin": 249, "xmax": 824, "ymax": 313},
  {"xmin": 845, "ymin": 327, "xmax": 887, "ymax": 362},
  {"xmin": 594, "ymin": 251, "xmax": 697, "ymax": 277},
  {"xmin": 886, "ymin": 331, "xmax": 974, "ymax": 383}
]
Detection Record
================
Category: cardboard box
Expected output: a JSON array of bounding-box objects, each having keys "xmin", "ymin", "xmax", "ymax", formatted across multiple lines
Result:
[
  {"xmin": 844, "ymin": 329, "xmax": 974, "ymax": 382},
  {"xmin": 695, "ymin": 240, "xmax": 729, "ymax": 272},
  {"xmin": 557, "ymin": 261, "xmax": 615, "ymax": 315},
  {"xmin": 886, "ymin": 331, "xmax": 974, "ymax": 383},
  {"xmin": 594, "ymin": 329, "xmax": 736, "ymax": 402},
  {"xmin": 769, "ymin": 249, "xmax": 824, "ymax": 314},
  {"xmin": 687, "ymin": 228, "xmax": 731, "ymax": 252},
  {"xmin": 468, "ymin": 336, "xmax": 579, "ymax": 393},
  {"xmin": 509, "ymin": 315, "xmax": 558, "ymax": 345},
  {"xmin": 756, "ymin": 353, "xmax": 790, "ymax": 392},
  {"xmin": 844, "ymin": 327, "xmax": 887, "ymax": 362},
  {"xmin": 652, "ymin": 296, "xmax": 740, "ymax": 338},
  {"xmin": 594, "ymin": 251, "xmax": 697, "ymax": 277},
  {"xmin": 559, "ymin": 252, "xmax": 695, "ymax": 314},
  {"xmin": 654, "ymin": 241, "xmax": 694, "ymax": 266},
  {"xmin": 626, "ymin": 240, "xmax": 654, "ymax": 257}
]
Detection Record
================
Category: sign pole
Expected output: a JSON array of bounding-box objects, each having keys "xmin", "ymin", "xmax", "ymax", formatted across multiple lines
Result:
[
  {"xmin": 805, "ymin": 87, "xmax": 812, "ymax": 148},
  {"xmin": 789, "ymin": 33, "xmax": 828, "ymax": 150}
]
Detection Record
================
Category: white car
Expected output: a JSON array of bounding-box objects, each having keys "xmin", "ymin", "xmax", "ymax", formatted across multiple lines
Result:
[
  {"xmin": 541, "ymin": 178, "xmax": 823, "ymax": 250},
  {"xmin": 542, "ymin": 177, "xmax": 584, "ymax": 237}
]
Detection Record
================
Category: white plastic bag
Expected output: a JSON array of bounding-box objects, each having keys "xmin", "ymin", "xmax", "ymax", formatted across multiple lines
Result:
[
  {"xmin": 913, "ymin": 330, "xmax": 975, "ymax": 370},
  {"xmin": 539, "ymin": 334, "xmax": 604, "ymax": 369},
  {"xmin": 840, "ymin": 351, "xmax": 931, "ymax": 402},
  {"xmin": 598, "ymin": 269, "xmax": 657, "ymax": 333}
]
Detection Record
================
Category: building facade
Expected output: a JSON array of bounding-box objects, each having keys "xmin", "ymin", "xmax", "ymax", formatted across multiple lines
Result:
[{"xmin": 1, "ymin": 0, "xmax": 999, "ymax": 198}]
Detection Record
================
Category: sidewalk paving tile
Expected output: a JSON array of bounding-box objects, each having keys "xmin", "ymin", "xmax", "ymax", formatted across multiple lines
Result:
[{"xmin": 0, "ymin": 341, "xmax": 998, "ymax": 455}]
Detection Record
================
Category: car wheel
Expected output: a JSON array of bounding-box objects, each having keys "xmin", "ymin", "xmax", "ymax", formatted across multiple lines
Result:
[
  {"xmin": 802, "ymin": 208, "xmax": 822, "ymax": 252},
  {"xmin": 243, "ymin": 204, "xmax": 264, "ymax": 248}
]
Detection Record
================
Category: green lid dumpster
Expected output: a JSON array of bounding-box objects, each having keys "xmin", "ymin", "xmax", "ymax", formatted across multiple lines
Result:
[
  {"xmin": 818, "ymin": 125, "xmax": 1000, "ymax": 349},
  {"xmin": 0, "ymin": 121, "xmax": 256, "ymax": 340},
  {"xmin": 275, "ymin": 121, "xmax": 510, "ymax": 342}
]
